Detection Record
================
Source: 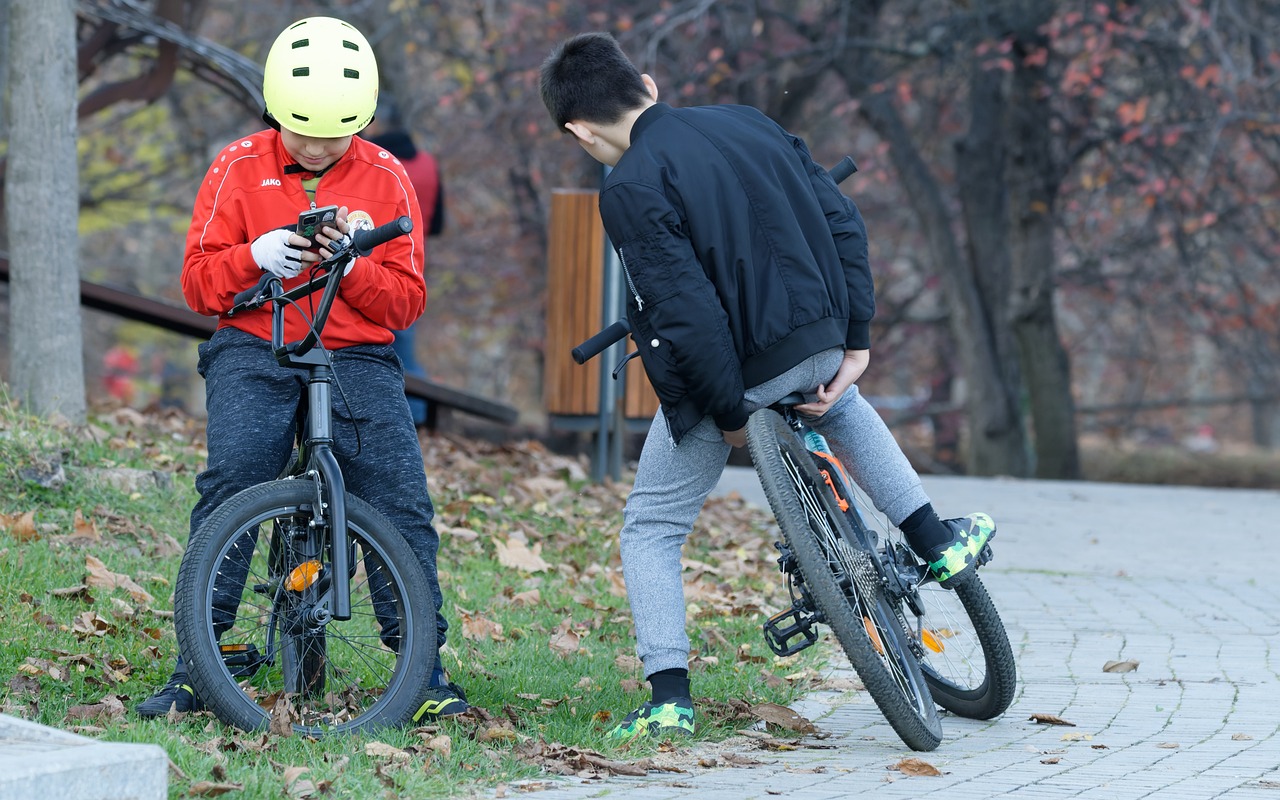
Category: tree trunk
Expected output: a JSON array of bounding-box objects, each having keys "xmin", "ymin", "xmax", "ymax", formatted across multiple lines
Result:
[
  {"xmin": 1005, "ymin": 3, "xmax": 1080, "ymax": 479},
  {"xmin": 5, "ymin": 0, "xmax": 84, "ymax": 423},
  {"xmin": 954, "ymin": 62, "xmax": 1031, "ymax": 477},
  {"xmin": 856, "ymin": 91, "xmax": 1028, "ymax": 476}
]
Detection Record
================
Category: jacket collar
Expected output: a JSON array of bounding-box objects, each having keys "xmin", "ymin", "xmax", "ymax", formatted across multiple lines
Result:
[{"xmin": 630, "ymin": 102, "xmax": 673, "ymax": 145}]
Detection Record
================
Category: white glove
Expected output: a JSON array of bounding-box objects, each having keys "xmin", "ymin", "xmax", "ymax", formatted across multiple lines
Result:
[
  {"xmin": 341, "ymin": 216, "xmax": 375, "ymax": 275},
  {"xmin": 251, "ymin": 229, "xmax": 304, "ymax": 279}
]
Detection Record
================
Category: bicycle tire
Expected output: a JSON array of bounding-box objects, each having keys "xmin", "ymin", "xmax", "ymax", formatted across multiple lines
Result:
[
  {"xmin": 175, "ymin": 479, "xmax": 436, "ymax": 734},
  {"xmin": 747, "ymin": 409, "xmax": 943, "ymax": 751},
  {"xmin": 911, "ymin": 571, "xmax": 1016, "ymax": 719}
]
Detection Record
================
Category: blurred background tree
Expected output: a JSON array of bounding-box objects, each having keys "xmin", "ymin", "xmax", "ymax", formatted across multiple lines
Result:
[{"xmin": 2, "ymin": 0, "xmax": 1278, "ymax": 478}]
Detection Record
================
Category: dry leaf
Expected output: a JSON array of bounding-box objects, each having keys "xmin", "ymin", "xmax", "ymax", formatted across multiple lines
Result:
[
  {"xmin": 83, "ymin": 555, "xmax": 154, "ymax": 604},
  {"xmin": 65, "ymin": 695, "xmax": 125, "ymax": 723},
  {"xmin": 1102, "ymin": 659, "xmax": 1139, "ymax": 673},
  {"xmin": 422, "ymin": 734, "xmax": 452, "ymax": 759},
  {"xmin": 269, "ymin": 694, "xmax": 295, "ymax": 737},
  {"xmin": 1029, "ymin": 713, "xmax": 1076, "ymax": 726},
  {"xmin": 1157, "ymin": 742, "xmax": 1180, "ymax": 749},
  {"xmin": 749, "ymin": 702, "xmax": 818, "ymax": 734},
  {"xmin": 461, "ymin": 612, "xmax": 505, "ymax": 642},
  {"xmin": 1041, "ymin": 756, "xmax": 1061, "ymax": 764},
  {"xmin": 70, "ymin": 509, "xmax": 101, "ymax": 542},
  {"xmin": 495, "ymin": 537, "xmax": 551, "ymax": 573},
  {"xmin": 365, "ymin": 741, "xmax": 410, "ymax": 761},
  {"xmin": 890, "ymin": 758, "xmax": 941, "ymax": 777},
  {"xmin": 1, "ymin": 510, "xmax": 40, "ymax": 542},
  {"xmin": 1232, "ymin": 733, "xmax": 1253, "ymax": 741},
  {"xmin": 1062, "ymin": 732, "xmax": 1093, "ymax": 741},
  {"xmin": 188, "ymin": 782, "xmax": 244, "ymax": 797}
]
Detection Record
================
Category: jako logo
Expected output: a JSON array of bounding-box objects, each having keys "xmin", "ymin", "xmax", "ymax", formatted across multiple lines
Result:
[{"xmin": 260, "ymin": 178, "xmax": 281, "ymax": 187}]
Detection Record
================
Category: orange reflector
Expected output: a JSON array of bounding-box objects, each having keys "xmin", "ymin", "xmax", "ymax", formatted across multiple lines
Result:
[
  {"xmin": 863, "ymin": 617, "xmax": 885, "ymax": 655},
  {"xmin": 921, "ymin": 629, "xmax": 944, "ymax": 653},
  {"xmin": 219, "ymin": 643, "xmax": 249, "ymax": 653},
  {"xmin": 286, "ymin": 560, "xmax": 322, "ymax": 591}
]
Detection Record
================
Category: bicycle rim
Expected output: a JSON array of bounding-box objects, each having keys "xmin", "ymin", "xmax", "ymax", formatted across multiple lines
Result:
[
  {"xmin": 747, "ymin": 410, "xmax": 942, "ymax": 751},
  {"xmin": 176, "ymin": 480, "xmax": 435, "ymax": 734}
]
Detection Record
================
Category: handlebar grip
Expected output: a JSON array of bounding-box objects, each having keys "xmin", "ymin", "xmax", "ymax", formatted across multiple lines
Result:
[
  {"xmin": 572, "ymin": 319, "xmax": 631, "ymax": 364},
  {"xmin": 829, "ymin": 156, "xmax": 858, "ymax": 185},
  {"xmin": 231, "ymin": 273, "xmax": 275, "ymax": 310},
  {"xmin": 353, "ymin": 215, "xmax": 413, "ymax": 256}
]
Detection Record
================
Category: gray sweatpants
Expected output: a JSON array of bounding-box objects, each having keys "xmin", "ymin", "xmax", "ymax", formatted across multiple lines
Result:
[{"xmin": 620, "ymin": 347, "xmax": 931, "ymax": 676}]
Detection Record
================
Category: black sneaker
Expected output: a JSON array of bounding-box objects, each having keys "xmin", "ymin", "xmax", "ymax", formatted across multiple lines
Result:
[
  {"xmin": 136, "ymin": 667, "xmax": 203, "ymax": 718},
  {"xmin": 412, "ymin": 682, "xmax": 468, "ymax": 722},
  {"xmin": 924, "ymin": 512, "xmax": 996, "ymax": 585}
]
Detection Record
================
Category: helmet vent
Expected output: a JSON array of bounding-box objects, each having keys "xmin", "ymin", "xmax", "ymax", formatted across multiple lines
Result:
[
  {"xmin": 344, "ymin": 69, "xmax": 360, "ymax": 79},
  {"xmin": 291, "ymin": 113, "xmax": 310, "ymax": 122},
  {"xmin": 293, "ymin": 67, "xmax": 310, "ymax": 77},
  {"xmin": 343, "ymin": 40, "xmax": 359, "ymax": 51},
  {"xmin": 340, "ymin": 115, "xmax": 358, "ymax": 123},
  {"xmin": 291, "ymin": 38, "xmax": 309, "ymax": 50}
]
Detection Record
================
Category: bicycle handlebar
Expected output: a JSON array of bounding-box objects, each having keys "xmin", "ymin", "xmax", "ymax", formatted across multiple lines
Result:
[
  {"xmin": 226, "ymin": 215, "xmax": 414, "ymax": 360},
  {"xmin": 570, "ymin": 156, "xmax": 858, "ymax": 364},
  {"xmin": 571, "ymin": 319, "xmax": 632, "ymax": 364}
]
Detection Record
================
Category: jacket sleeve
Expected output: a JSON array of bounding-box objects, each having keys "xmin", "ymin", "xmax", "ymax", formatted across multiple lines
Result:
[
  {"xmin": 600, "ymin": 182, "xmax": 750, "ymax": 433},
  {"xmin": 336, "ymin": 163, "xmax": 428, "ymax": 331},
  {"xmin": 181, "ymin": 161, "xmax": 269, "ymax": 317},
  {"xmin": 794, "ymin": 137, "xmax": 875, "ymax": 350}
]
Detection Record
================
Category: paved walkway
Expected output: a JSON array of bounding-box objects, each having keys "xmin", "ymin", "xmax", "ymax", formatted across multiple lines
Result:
[{"xmin": 514, "ymin": 473, "xmax": 1280, "ymax": 799}]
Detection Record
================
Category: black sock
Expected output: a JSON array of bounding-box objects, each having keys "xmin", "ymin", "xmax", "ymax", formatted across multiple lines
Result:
[
  {"xmin": 899, "ymin": 503, "xmax": 952, "ymax": 554},
  {"xmin": 648, "ymin": 668, "xmax": 690, "ymax": 704}
]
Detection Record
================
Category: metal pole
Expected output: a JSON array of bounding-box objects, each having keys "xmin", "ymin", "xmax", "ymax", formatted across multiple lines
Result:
[{"xmin": 592, "ymin": 165, "xmax": 625, "ymax": 482}]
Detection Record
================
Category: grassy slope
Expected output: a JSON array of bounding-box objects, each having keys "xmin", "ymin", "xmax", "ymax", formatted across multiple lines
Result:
[{"xmin": 0, "ymin": 397, "xmax": 828, "ymax": 798}]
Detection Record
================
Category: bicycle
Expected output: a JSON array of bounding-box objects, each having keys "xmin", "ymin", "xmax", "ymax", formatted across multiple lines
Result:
[
  {"xmin": 570, "ymin": 158, "xmax": 1015, "ymax": 752},
  {"xmin": 173, "ymin": 217, "xmax": 438, "ymax": 734}
]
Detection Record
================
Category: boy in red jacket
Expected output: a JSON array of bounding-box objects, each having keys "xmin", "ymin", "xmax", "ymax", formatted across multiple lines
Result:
[{"xmin": 137, "ymin": 16, "xmax": 466, "ymax": 721}]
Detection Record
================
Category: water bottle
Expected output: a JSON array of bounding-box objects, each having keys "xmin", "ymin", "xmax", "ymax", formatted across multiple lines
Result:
[{"xmin": 804, "ymin": 428, "xmax": 832, "ymax": 456}]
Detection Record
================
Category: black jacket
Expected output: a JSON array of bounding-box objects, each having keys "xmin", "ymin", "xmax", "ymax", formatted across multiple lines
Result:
[{"xmin": 597, "ymin": 102, "xmax": 874, "ymax": 444}]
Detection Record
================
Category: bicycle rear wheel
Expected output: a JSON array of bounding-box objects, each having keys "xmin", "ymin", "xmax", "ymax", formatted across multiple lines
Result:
[
  {"xmin": 747, "ymin": 409, "xmax": 942, "ymax": 751},
  {"xmin": 175, "ymin": 479, "xmax": 436, "ymax": 734},
  {"xmin": 907, "ymin": 570, "xmax": 1016, "ymax": 719}
]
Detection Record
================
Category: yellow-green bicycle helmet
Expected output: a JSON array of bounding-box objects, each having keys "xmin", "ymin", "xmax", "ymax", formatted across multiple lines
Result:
[{"xmin": 263, "ymin": 16, "xmax": 378, "ymax": 138}]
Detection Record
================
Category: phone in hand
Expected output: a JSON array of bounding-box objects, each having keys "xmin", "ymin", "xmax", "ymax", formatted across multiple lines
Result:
[{"xmin": 296, "ymin": 205, "xmax": 340, "ymax": 249}]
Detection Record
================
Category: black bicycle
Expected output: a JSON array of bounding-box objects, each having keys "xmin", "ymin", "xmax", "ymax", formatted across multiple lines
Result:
[{"xmin": 173, "ymin": 217, "xmax": 438, "ymax": 734}]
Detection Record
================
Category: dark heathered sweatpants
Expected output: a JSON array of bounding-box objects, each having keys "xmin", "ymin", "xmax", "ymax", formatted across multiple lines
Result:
[{"xmin": 192, "ymin": 326, "xmax": 448, "ymax": 647}]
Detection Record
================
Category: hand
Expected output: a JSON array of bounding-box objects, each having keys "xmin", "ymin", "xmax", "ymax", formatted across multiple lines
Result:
[
  {"xmin": 794, "ymin": 349, "xmax": 870, "ymax": 417},
  {"xmin": 251, "ymin": 229, "xmax": 306, "ymax": 278},
  {"xmin": 312, "ymin": 206, "xmax": 356, "ymax": 274},
  {"xmin": 722, "ymin": 426, "xmax": 747, "ymax": 448}
]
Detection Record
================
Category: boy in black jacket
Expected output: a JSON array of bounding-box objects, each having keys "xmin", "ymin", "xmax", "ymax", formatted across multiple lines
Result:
[{"xmin": 540, "ymin": 32, "xmax": 994, "ymax": 741}]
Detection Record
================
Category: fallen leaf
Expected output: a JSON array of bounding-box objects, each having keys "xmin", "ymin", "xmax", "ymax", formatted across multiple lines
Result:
[
  {"xmin": 268, "ymin": 694, "xmax": 295, "ymax": 737},
  {"xmin": 188, "ymin": 781, "xmax": 244, "ymax": 796},
  {"xmin": 365, "ymin": 741, "xmax": 410, "ymax": 760},
  {"xmin": 749, "ymin": 702, "xmax": 818, "ymax": 734},
  {"xmin": 1062, "ymin": 732, "xmax": 1093, "ymax": 742},
  {"xmin": 1, "ymin": 510, "xmax": 40, "ymax": 542},
  {"xmin": 422, "ymin": 734, "xmax": 452, "ymax": 759},
  {"xmin": 890, "ymin": 757, "xmax": 941, "ymax": 777},
  {"xmin": 70, "ymin": 509, "xmax": 101, "ymax": 542},
  {"xmin": 1041, "ymin": 756, "xmax": 1061, "ymax": 764},
  {"xmin": 83, "ymin": 555, "xmax": 154, "ymax": 604},
  {"xmin": 64, "ymin": 695, "xmax": 125, "ymax": 724},
  {"xmin": 1157, "ymin": 742, "xmax": 1180, "ymax": 749},
  {"xmin": 495, "ymin": 537, "xmax": 551, "ymax": 573},
  {"xmin": 1029, "ymin": 713, "xmax": 1076, "ymax": 726},
  {"xmin": 1232, "ymin": 733, "xmax": 1253, "ymax": 741},
  {"xmin": 1102, "ymin": 659, "xmax": 1139, "ymax": 673}
]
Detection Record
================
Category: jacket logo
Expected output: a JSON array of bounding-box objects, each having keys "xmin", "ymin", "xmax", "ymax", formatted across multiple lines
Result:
[{"xmin": 260, "ymin": 178, "xmax": 281, "ymax": 187}]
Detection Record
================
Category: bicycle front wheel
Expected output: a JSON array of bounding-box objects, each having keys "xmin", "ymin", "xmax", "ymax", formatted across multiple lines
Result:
[
  {"xmin": 175, "ymin": 479, "xmax": 436, "ymax": 734},
  {"xmin": 747, "ymin": 409, "xmax": 942, "ymax": 751}
]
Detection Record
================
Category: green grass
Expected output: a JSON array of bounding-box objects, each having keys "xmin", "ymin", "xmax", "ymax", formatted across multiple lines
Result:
[{"xmin": 0, "ymin": 393, "xmax": 822, "ymax": 798}]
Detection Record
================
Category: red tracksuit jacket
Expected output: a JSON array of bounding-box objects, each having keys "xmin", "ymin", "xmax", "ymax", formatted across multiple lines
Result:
[{"xmin": 182, "ymin": 129, "xmax": 427, "ymax": 349}]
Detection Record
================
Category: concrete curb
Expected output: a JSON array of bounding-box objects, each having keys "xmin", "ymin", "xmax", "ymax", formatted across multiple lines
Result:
[{"xmin": 0, "ymin": 714, "xmax": 167, "ymax": 800}]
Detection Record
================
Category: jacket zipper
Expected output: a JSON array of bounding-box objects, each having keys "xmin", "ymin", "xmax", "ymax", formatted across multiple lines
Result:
[{"xmin": 619, "ymin": 248, "xmax": 644, "ymax": 311}]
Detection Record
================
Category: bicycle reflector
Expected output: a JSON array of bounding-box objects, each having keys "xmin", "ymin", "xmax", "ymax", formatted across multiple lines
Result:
[
  {"xmin": 286, "ymin": 560, "xmax": 323, "ymax": 591},
  {"xmin": 921, "ymin": 628, "xmax": 945, "ymax": 653}
]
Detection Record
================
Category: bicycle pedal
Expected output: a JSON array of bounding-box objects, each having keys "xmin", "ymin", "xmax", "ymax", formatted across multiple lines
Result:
[
  {"xmin": 219, "ymin": 642, "xmax": 265, "ymax": 679},
  {"xmin": 978, "ymin": 543, "xmax": 994, "ymax": 566},
  {"xmin": 763, "ymin": 606, "xmax": 818, "ymax": 657}
]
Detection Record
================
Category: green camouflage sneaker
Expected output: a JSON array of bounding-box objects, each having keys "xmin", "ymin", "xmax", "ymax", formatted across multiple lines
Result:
[
  {"xmin": 606, "ymin": 697, "xmax": 696, "ymax": 741},
  {"xmin": 927, "ymin": 513, "xmax": 996, "ymax": 585}
]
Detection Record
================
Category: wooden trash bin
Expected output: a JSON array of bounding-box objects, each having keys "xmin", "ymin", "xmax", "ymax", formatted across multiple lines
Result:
[{"xmin": 545, "ymin": 189, "xmax": 659, "ymax": 425}]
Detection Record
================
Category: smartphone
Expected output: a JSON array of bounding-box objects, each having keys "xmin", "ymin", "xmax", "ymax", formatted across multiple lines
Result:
[{"xmin": 296, "ymin": 205, "xmax": 339, "ymax": 248}]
